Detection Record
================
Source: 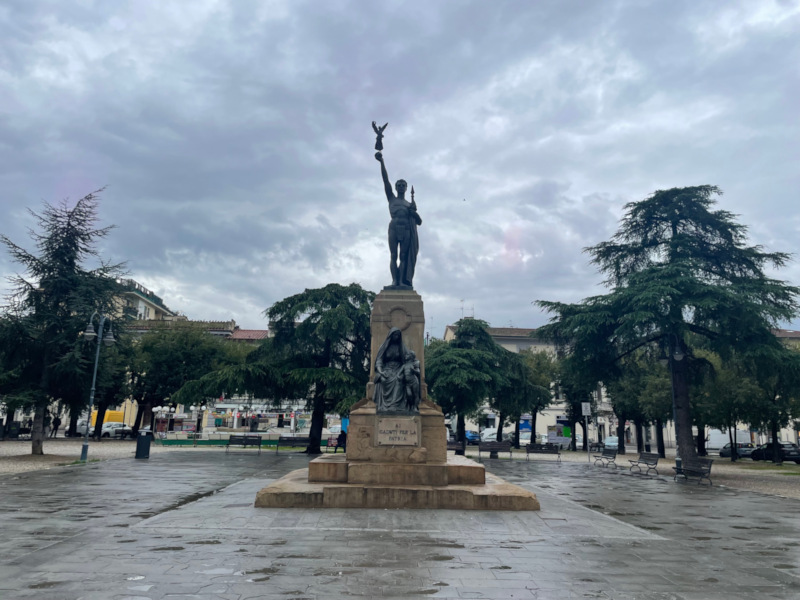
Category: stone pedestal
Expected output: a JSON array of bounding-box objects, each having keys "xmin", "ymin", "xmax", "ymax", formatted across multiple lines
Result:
[{"xmin": 366, "ymin": 289, "xmax": 428, "ymax": 401}]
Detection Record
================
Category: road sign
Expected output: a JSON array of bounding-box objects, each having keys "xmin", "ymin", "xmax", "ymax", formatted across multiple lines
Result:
[{"xmin": 581, "ymin": 402, "xmax": 591, "ymax": 417}]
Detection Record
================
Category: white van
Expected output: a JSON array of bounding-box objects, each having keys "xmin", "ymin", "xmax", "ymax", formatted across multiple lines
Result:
[{"xmin": 707, "ymin": 428, "xmax": 751, "ymax": 451}]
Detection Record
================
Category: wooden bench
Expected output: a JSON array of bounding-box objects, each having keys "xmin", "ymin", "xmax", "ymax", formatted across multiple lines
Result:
[
  {"xmin": 525, "ymin": 443, "xmax": 561, "ymax": 463},
  {"xmin": 276, "ymin": 435, "xmax": 310, "ymax": 454},
  {"xmin": 629, "ymin": 452, "xmax": 660, "ymax": 475},
  {"xmin": 588, "ymin": 442, "xmax": 605, "ymax": 452},
  {"xmin": 226, "ymin": 434, "xmax": 262, "ymax": 454},
  {"xmin": 447, "ymin": 439, "xmax": 466, "ymax": 453},
  {"xmin": 673, "ymin": 457, "xmax": 714, "ymax": 486},
  {"xmin": 478, "ymin": 440, "xmax": 513, "ymax": 460},
  {"xmin": 593, "ymin": 447, "xmax": 618, "ymax": 467}
]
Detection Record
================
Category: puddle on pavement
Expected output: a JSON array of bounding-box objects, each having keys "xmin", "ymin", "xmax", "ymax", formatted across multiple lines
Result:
[
  {"xmin": 313, "ymin": 568, "xmax": 358, "ymax": 576},
  {"xmin": 28, "ymin": 582, "xmax": 63, "ymax": 589},
  {"xmin": 426, "ymin": 555, "xmax": 454, "ymax": 561},
  {"xmin": 188, "ymin": 539, "xmax": 222, "ymax": 545},
  {"xmin": 152, "ymin": 546, "xmax": 184, "ymax": 551}
]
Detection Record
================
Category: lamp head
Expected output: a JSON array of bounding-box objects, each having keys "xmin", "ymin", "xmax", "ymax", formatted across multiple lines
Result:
[
  {"xmin": 83, "ymin": 322, "xmax": 97, "ymax": 340},
  {"xmin": 102, "ymin": 326, "xmax": 116, "ymax": 347}
]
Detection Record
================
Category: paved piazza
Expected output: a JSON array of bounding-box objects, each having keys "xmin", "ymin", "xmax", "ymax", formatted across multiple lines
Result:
[{"xmin": 1, "ymin": 450, "xmax": 799, "ymax": 599}]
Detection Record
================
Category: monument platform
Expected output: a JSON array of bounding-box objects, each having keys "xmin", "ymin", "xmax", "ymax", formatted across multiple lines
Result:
[
  {"xmin": 254, "ymin": 458, "xmax": 540, "ymax": 510},
  {"xmin": 254, "ymin": 289, "xmax": 539, "ymax": 511}
]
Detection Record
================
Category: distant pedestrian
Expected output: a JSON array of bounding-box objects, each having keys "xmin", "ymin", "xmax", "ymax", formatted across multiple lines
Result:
[
  {"xmin": 335, "ymin": 430, "xmax": 347, "ymax": 453},
  {"xmin": 50, "ymin": 415, "xmax": 62, "ymax": 438}
]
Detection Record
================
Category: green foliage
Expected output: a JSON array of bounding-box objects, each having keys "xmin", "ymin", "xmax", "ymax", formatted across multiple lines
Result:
[
  {"xmin": 537, "ymin": 186, "xmax": 800, "ymax": 460},
  {"xmin": 267, "ymin": 283, "xmax": 374, "ymax": 413},
  {"xmin": 131, "ymin": 327, "xmax": 235, "ymax": 409},
  {"xmin": 425, "ymin": 337, "xmax": 496, "ymax": 419},
  {"xmin": 0, "ymin": 190, "xmax": 125, "ymax": 453},
  {"xmin": 426, "ymin": 319, "xmax": 554, "ymax": 444},
  {"xmin": 267, "ymin": 283, "xmax": 374, "ymax": 453}
]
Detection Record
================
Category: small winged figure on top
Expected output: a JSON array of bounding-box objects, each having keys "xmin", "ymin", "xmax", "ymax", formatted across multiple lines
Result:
[{"xmin": 372, "ymin": 121, "xmax": 388, "ymax": 151}]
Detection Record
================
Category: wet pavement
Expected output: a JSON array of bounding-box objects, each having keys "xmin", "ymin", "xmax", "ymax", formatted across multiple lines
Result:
[{"xmin": 0, "ymin": 451, "xmax": 798, "ymax": 599}]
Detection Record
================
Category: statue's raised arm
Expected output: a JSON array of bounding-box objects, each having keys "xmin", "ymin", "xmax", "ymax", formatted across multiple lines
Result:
[{"xmin": 375, "ymin": 151, "xmax": 394, "ymax": 201}]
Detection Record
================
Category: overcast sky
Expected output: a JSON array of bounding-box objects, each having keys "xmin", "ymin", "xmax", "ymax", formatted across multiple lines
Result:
[{"xmin": 2, "ymin": 0, "xmax": 799, "ymax": 338}]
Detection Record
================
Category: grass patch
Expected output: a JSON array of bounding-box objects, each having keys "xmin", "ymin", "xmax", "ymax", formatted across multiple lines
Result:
[{"xmin": 59, "ymin": 459, "xmax": 102, "ymax": 466}]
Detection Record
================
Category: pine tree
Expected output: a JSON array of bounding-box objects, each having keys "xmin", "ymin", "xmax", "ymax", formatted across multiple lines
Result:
[
  {"xmin": 0, "ymin": 191, "xmax": 124, "ymax": 454},
  {"xmin": 537, "ymin": 186, "xmax": 799, "ymax": 461}
]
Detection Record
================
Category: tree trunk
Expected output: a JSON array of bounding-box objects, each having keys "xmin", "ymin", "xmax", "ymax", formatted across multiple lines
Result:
[
  {"xmin": 132, "ymin": 403, "xmax": 146, "ymax": 435},
  {"xmin": 31, "ymin": 404, "xmax": 46, "ymax": 455},
  {"xmin": 67, "ymin": 412, "xmax": 79, "ymax": 437},
  {"xmin": 93, "ymin": 403, "xmax": 108, "ymax": 441},
  {"xmin": 513, "ymin": 416, "xmax": 521, "ymax": 449},
  {"xmin": 696, "ymin": 424, "xmax": 707, "ymax": 456},
  {"xmin": 771, "ymin": 420, "xmax": 782, "ymax": 465},
  {"xmin": 4, "ymin": 408, "xmax": 15, "ymax": 435},
  {"xmin": 616, "ymin": 418, "xmax": 626, "ymax": 455},
  {"xmin": 580, "ymin": 420, "xmax": 587, "ymax": 451},
  {"xmin": 728, "ymin": 428, "xmax": 737, "ymax": 462},
  {"xmin": 495, "ymin": 412, "xmax": 505, "ymax": 442},
  {"xmin": 671, "ymin": 355, "xmax": 697, "ymax": 462},
  {"xmin": 456, "ymin": 414, "xmax": 466, "ymax": 456},
  {"xmin": 635, "ymin": 420, "xmax": 644, "ymax": 453},
  {"xmin": 655, "ymin": 418, "xmax": 665, "ymax": 458},
  {"xmin": 491, "ymin": 411, "xmax": 505, "ymax": 458},
  {"xmin": 531, "ymin": 413, "xmax": 538, "ymax": 443},
  {"xmin": 306, "ymin": 393, "xmax": 325, "ymax": 455}
]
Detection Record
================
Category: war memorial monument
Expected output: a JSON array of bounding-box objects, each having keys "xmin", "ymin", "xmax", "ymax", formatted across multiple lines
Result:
[{"xmin": 255, "ymin": 124, "xmax": 539, "ymax": 510}]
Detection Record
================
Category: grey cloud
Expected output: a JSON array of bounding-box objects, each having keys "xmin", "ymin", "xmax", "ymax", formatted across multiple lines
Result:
[{"xmin": 1, "ymin": 0, "xmax": 798, "ymax": 333}]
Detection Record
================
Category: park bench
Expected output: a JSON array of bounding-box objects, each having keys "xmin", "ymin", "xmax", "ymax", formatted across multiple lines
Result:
[
  {"xmin": 276, "ymin": 435, "xmax": 310, "ymax": 454},
  {"xmin": 525, "ymin": 443, "xmax": 561, "ymax": 463},
  {"xmin": 447, "ymin": 439, "xmax": 466, "ymax": 453},
  {"xmin": 673, "ymin": 457, "xmax": 714, "ymax": 486},
  {"xmin": 593, "ymin": 447, "xmax": 618, "ymax": 467},
  {"xmin": 226, "ymin": 434, "xmax": 262, "ymax": 455},
  {"xmin": 113, "ymin": 427, "xmax": 135, "ymax": 440},
  {"xmin": 326, "ymin": 436, "xmax": 346, "ymax": 453},
  {"xmin": 629, "ymin": 451, "xmax": 660, "ymax": 476},
  {"xmin": 478, "ymin": 440, "xmax": 513, "ymax": 460},
  {"xmin": 588, "ymin": 442, "xmax": 605, "ymax": 452}
]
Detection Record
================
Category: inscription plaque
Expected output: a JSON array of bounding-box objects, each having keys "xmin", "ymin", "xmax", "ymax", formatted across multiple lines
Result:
[{"xmin": 377, "ymin": 417, "xmax": 419, "ymax": 446}]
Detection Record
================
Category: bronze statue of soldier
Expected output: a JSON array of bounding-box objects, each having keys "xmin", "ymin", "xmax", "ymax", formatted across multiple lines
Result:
[{"xmin": 373, "ymin": 121, "xmax": 422, "ymax": 289}]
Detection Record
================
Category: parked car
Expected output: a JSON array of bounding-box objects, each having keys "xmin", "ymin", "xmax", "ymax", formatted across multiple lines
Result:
[
  {"xmin": 750, "ymin": 442, "xmax": 800, "ymax": 463},
  {"xmin": 719, "ymin": 442, "xmax": 755, "ymax": 458},
  {"xmin": 480, "ymin": 428, "xmax": 511, "ymax": 442},
  {"xmin": 519, "ymin": 431, "xmax": 532, "ymax": 444},
  {"xmin": 100, "ymin": 422, "xmax": 132, "ymax": 438},
  {"xmin": 603, "ymin": 436, "xmax": 619, "ymax": 450},
  {"xmin": 464, "ymin": 430, "xmax": 481, "ymax": 445}
]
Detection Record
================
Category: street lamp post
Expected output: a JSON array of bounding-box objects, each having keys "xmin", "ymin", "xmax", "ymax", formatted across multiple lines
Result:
[{"xmin": 80, "ymin": 312, "xmax": 115, "ymax": 462}]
